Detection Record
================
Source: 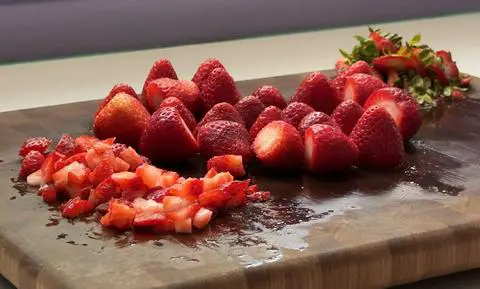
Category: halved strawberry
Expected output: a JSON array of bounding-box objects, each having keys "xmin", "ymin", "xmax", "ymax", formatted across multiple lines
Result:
[
  {"xmin": 19, "ymin": 150, "xmax": 45, "ymax": 178},
  {"xmin": 436, "ymin": 50, "xmax": 460, "ymax": 81},
  {"xmin": 192, "ymin": 207, "xmax": 214, "ymax": 229},
  {"xmin": 141, "ymin": 58, "xmax": 178, "ymax": 99},
  {"xmin": 253, "ymin": 120, "xmax": 304, "ymax": 170},
  {"xmin": 364, "ymin": 87, "xmax": 422, "ymax": 140},
  {"xmin": 19, "ymin": 137, "xmax": 52, "ymax": 157},
  {"xmin": 207, "ymin": 155, "xmax": 245, "ymax": 178},
  {"xmin": 62, "ymin": 197, "xmax": 93, "ymax": 219},
  {"xmin": 159, "ymin": 97, "xmax": 198, "ymax": 132},
  {"xmin": 372, "ymin": 55, "xmax": 416, "ymax": 73},
  {"xmin": 100, "ymin": 199, "xmax": 136, "ymax": 230},
  {"xmin": 297, "ymin": 111, "xmax": 336, "ymax": 136},
  {"xmin": 249, "ymin": 106, "xmax": 283, "ymax": 139}
]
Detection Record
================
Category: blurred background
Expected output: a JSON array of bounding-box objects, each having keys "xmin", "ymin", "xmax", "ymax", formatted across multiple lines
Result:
[{"xmin": 1, "ymin": 0, "xmax": 480, "ymax": 64}]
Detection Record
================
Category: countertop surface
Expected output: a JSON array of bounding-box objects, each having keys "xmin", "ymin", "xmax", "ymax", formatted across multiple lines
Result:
[{"xmin": 1, "ymin": 12, "xmax": 480, "ymax": 289}]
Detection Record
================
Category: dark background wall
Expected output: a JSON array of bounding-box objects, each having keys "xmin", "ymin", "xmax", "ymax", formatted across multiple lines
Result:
[{"xmin": 1, "ymin": 0, "xmax": 480, "ymax": 64}]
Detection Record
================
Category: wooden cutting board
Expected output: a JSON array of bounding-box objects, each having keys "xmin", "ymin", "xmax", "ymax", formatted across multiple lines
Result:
[{"xmin": 1, "ymin": 71, "xmax": 480, "ymax": 289}]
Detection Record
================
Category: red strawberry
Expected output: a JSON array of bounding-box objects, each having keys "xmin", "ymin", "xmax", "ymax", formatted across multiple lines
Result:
[
  {"xmin": 253, "ymin": 120, "xmax": 304, "ymax": 169},
  {"xmin": 119, "ymin": 146, "xmax": 145, "ymax": 171},
  {"xmin": 19, "ymin": 150, "xmax": 45, "ymax": 178},
  {"xmin": 192, "ymin": 207, "xmax": 213, "ymax": 229},
  {"xmin": 364, "ymin": 87, "xmax": 422, "ymax": 140},
  {"xmin": 342, "ymin": 61, "xmax": 375, "ymax": 77},
  {"xmin": 297, "ymin": 111, "xmax": 336, "ymax": 136},
  {"xmin": 335, "ymin": 58, "xmax": 349, "ymax": 74},
  {"xmin": 89, "ymin": 158, "xmax": 114, "ymax": 186},
  {"xmin": 331, "ymin": 100, "xmax": 364, "ymax": 135},
  {"xmin": 111, "ymin": 143, "xmax": 127, "ymax": 157},
  {"xmin": 304, "ymin": 124, "xmax": 358, "ymax": 173},
  {"xmin": 343, "ymin": 73, "xmax": 387, "ymax": 106},
  {"xmin": 136, "ymin": 164, "xmax": 164, "ymax": 188},
  {"xmin": 111, "ymin": 171, "xmax": 148, "ymax": 200},
  {"xmin": 100, "ymin": 199, "xmax": 136, "ymax": 230},
  {"xmin": 198, "ymin": 188, "xmax": 230, "ymax": 209},
  {"xmin": 95, "ymin": 83, "xmax": 138, "ymax": 117},
  {"xmin": 145, "ymin": 78, "xmax": 200, "ymax": 113},
  {"xmin": 436, "ymin": 50, "xmax": 459, "ymax": 81},
  {"xmin": 19, "ymin": 137, "xmax": 52, "ymax": 157},
  {"xmin": 372, "ymin": 55, "xmax": 416, "ymax": 73},
  {"xmin": 235, "ymin": 95, "xmax": 266, "ymax": 129},
  {"xmin": 139, "ymin": 107, "xmax": 198, "ymax": 163},
  {"xmin": 141, "ymin": 59, "xmax": 178, "ymax": 99},
  {"xmin": 249, "ymin": 106, "xmax": 283, "ymax": 139},
  {"xmin": 62, "ymin": 197, "xmax": 93, "ymax": 219},
  {"xmin": 93, "ymin": 93, "xmax": 150, "ymax": 147},
  {"xmin": 195, "ymin": 102, "xmax": 245, "ymax": 135},
  {"xmin": 207, "ymin": 154, "xmax": 246, "ymax": 177},
  {"xmin": 55, "ymin": 134, "xmax": 76, "ymax": 156},
  {"xmin": 369, "ymin": 30, "xmax": 398, "ymax": 53},
  {"xmin": 191, "ymin": 58, "xmax": 225, "ymax": 88},
  {"xmin": 88, "ymin": 177, "xmax": 118, "ymax": 207},
  {"xmin": 202, "ymin": 171, "xmax": 234, "ymax": 192},
  {"xmin": 159, "ymin": 97, "xmax": 197, "ymax": 132},
  {"xmin": 197, "ymin": 120, "xmax": 252, "ymax": 161},
  {"xmin": 200, "ymin": 67, "xmax": 241, "ymax": 111},
  {"xmin": 74, "ymin": 135, "xmax": 98, "ymax": 153},
  {"xmin": 387, "ymin": 70, "xmax": 400, "ymax": 86},
  {"xmin": 40, "ymin": 152, "xmax": 64, "ymax": 185},
  {"xmin": 350, "ymin": 106, "xmax": 405, "ymax": 169},
  {"xmin": 331, "ymin": 76, "xmax": 347, "ymax": 96},
  {"xmin": 251, "ymin": 85, "xmax": 287, "ymax": 109},
  {"xmin": 281, "ymin": 102, "xmax": 315, "ymax": 128},
  {"xmin": 54, "ymin": 152, "xmax": 87, "ymax": 171},
  {"xmin": 291, "ymin": 72, "xmax": 341, "ymax": 114},
  {"xmin": 40, "ymin": 185, "xmax": 58, "ymax": 204}
]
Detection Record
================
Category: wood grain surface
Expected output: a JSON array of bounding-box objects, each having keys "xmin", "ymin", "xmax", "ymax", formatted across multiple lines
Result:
[{"xmin": 0, "ymin": 72, "xmax": 480, "ymax": 289}]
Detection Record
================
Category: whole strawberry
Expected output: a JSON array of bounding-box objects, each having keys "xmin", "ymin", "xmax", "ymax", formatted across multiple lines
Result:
[
  {"xmin": 19, "ymin": 150, "xmax": 45, "ymax": 178},
  {"xmin": 281, "ymin": 102, "xmax": 315, "ymax": 128},
  {"xmin": 95, "ymin": 83, "xmax": 138, "ymax": 117},
  {"xmin": 139, "ymin": 107, "xmax": 198, "ymax": 164},
  {"xmin": 191, "ymin": 58, "xmax": 225, "ymax": 88},
  {"xmin": 94, "ymin": 93, "xmax": 150, "ymax": 147},
  {"xmin": 200, "ymin": 67, "xmax": 241, "ymax": 111},
  {"xmin": 159, "ymin": 97, "xmax": 197, "ymax": 132},
  {"xmin": 343, "ymin": 73, "xmax": 387, "ymax": 106},
  {"xmin": 291, "ymin": 72, "xmax": 342, "ymax": 114},
  {"xmin": 331, "ymin": 100, "xmax": 364, "ymax": 135},
  {"xmin": 195, "ymin": 102, "xmax": 245, "ymax": 135},
  {"xmin": 364, "ymin": 87, "xmax": 422, "ymax": 140},
  {"xmin": 350, "ymin": 105, "xmax": 405, "ymax": 169},
  {"xmin": 145, "ymin": 78, "xmax": 200, "ymax": 114},
  {"xmin": 249, "ymin": 106, "xmax": 283, "ymax": 139},
  {"xmin": 297, "ymin": 111, "xmax": 336, "ymax": 136},
  {"xmin": 197, "ymin": 120, "xmax": 252, "ymax": 161},
  {"xmin": 235, "ymin": 95, "xmax": 265, "ymax": 129},
  {"xmin": 253, "ymin": 120, "xmax": 304, "ymax": 170},
  {"xmin": 304, "ymin": 124, "xmax": 358, "ymax": 173},
  {"xmin": 252, "ymin": 85, "xmax": 287, "ymax": 109},
  {"xmin": 141, "ymin": 59, "xmax": 178, "ymax": 98}
]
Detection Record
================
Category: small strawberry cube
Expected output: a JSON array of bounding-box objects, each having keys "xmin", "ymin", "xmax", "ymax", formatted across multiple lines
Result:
[
  {"xmin": 100, "ymin": 199, "xmax": 136, "ymax": 230},
  {"xmin": 192, "ymin": 207, "xmax": 213, "ymax": 229},
  {"xmin": 62, "ymin": 197, "xmax": 93, "ymax": 219},
  {"xmin": 113, "ymin": 157, "xmax": 130, "ymax": 172},
  {"xmin": 198, "ymin": 189, "xmax": 230, "ymax": 209},
  {"xmin": 162, "ymin": 196, "xmax": 192, "ymax": 213},
  {"xmin": 39, "ymin": 185, "xmax": 58, "ymax": 204},
  {"xmin": 119, "ymin": 147, "xmax": 144, "ymax": 171},
  {"xmin": 158, "ymin": 171, "xmax": 180, "ymax": 189},
  {"xmin": 41, "ymin": 152, "xmax": 65, "ymax": 185},
  {"xmin": 26, "ymin": 170, "xmax": 43, "ymax": 186},
  {"xmin": 54, "ymin": 152, "xmax": 87, "ymax": 172},
  {"xmin": 74, "ymin": 135, "xmax": 99, "ymax": 153},
  {"xmin": 146, "ymin": 187, "xmax": 168, "ymax": 203},
  {"xmin": 174, "ymin": 218, "xmax": 192, "ymax": 234},
  {"xmin": 88, "ymin": 177, "xmax": 118, "ymax": 207},
  {"xmin": 202, "ymin": 172, "xmax": 234, "ymax": 192},
  {"xmin": 89, "ymin": 159, "xmax": 114, "ymax": 187},
  {"xmin": 136, "ymin": 164, "xmax": 164, "ymax": 188},
  {"xmin": 222, "ymin": 180, "xmax": 250, "ymax": 208},
  {"xmin": 167, "ymin": 204, "xmax": 200, "ymax": 222},
  {"xmin": 204, "ymin": 167, "xmax": 218, "ymax": 178},
  {"xmin": 207, "ymin": 154, "xmax": 246, "ymax": 178}
]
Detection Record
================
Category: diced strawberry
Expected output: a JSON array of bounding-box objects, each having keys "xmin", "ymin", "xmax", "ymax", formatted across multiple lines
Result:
[
  {"xmin": 162, "ymin": 196, "xmax": 192, "ymax": 212},
  {"xmin": 88, "ymin": 177, "xmax": 118, "ymax": 207},
  {"xmin": 85, "ymin": 148, "xmax": 115, "ymax": 170},
  {"xmin": 111, "ymin": 172, "xmax": 147, "ymax": 200},
  {"xmin": 26, "ymin": 170, "xmax": 43, "ymax": 186},
  {"xmin": 67, "ymin": 163, "xmax": 91, "ymax": 187},
  {"xmin": 132, "ymin": 198, "xmax": 164, "ymax": 213},
  {"xmin": 111, "ymin": 143, "xmax": 127, "ymax": 157},
  {"xmin": 198, "ymin": 189, "xmax": 230, "ymax": 209},
  {"xmin": 222, "ymin": 180, "xmax": 250, "ymax": 208},
  {"xmin": 54, "ymin": 152, "xmax": 87, "ymax": 172},
  {"xmin": 174, "ymin": 218, "xmax": 193, "ymax": 234},
  {"xmin": 158, "ymin": 171, "xmax": 180, "ymax": 189},
  {"xmin": 192, "ymin": 207, "xmax": 213, "ymax": 229},
  {"xmin": 167, "ymin": 204, "xmax": 200, "ymax": 222},
  {"xmin": 62, "ymin": 197, "xmax": 93, "ymax": 219},
  {"xmin": 55, "ymin": 134, "xmax": 76, "ymax": 156},
  {"xmin": 246, "ymin": 191, "xmax": 271, "ymax": 202},
  {"xmin": 19, "ymin": 150, "xmax": 45, "ymax": 178},
  {"xmin": 89, "ymin": 159, "xmax": 114, "ymax": 187},
  {"xmin": 146, "ymin": 187, "xmax": 168, "ymax": 202},
  {"xmin": 100, "ymin": 199, "xmax": 136, "ymax": 230},
  {"xmin": 74, "ymin": 135, "xmax": 99, "ymax": 153},
  {"xmin": 19, "ymin": 137, "xmax": 52, "ymax": 157},
  {"xmin": 39, "ymin": 185, "xmax": 58, "ymax": 204},
  {"xmin": 41, "ymin": 152, "xmax": 65, "ymax": 185},
  {"xmin": 180, "ymin": 178, "xmax": 204, "ymax": 197},
  {"xmin": 93, "ymin": 141, "xmax": 112, "ymax": 154},
  {"xmin": 119, "ymin": 147, "xmax": 144, "ymax": 171},
  {"xmin": 136, "ymin": 164, "xmax": 164, "ymax": 188},
  {"xmin": 113, "ymin": 157, "xmax": 130, "ymax": 172},
  {"xmin": 204, "ymin": 167, "xmax": 218, "ymax": 178},
  {"xmin": 247, "ymin": 184, "xmax": 258, "ymax": 194},
  {"xmin": 207, "ymin": 155, "xmax": 246, "ymax": 178},
  {"xmin": 202, "ymin": 172, "xmax": 234, "ymax": 192},
  {"xmin": 66, "ymin": 186, "xmax": 92, "ymax": 200},
  {"xmin": 134, "ymin": 212, "xmax": 170, "ymax": 228}
]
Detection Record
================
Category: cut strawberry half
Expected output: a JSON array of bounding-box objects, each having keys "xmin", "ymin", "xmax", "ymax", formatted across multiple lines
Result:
[
  {"xmin": 343, "ymin": 73, "xmax": 387, "ymax": 106},
  {"xmin": 100, "ymin": 199, "xmax": 136, "ymax": 230},
  {"xmin": 436, "ymin": 50, "xmax": 459, "ymax": 81},
  {"xmin": 192, "ymin": 207, "xmax": 213, "ymax": 229}
]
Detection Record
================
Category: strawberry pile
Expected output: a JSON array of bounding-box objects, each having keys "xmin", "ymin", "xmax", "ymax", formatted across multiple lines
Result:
[
  {"xmin": 338, "ymin": 28, "xmax": 472, "ymax": 107},
  {"xmin": 18, "ymin": 134, "xmax": 269, "ymax": 234}
]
